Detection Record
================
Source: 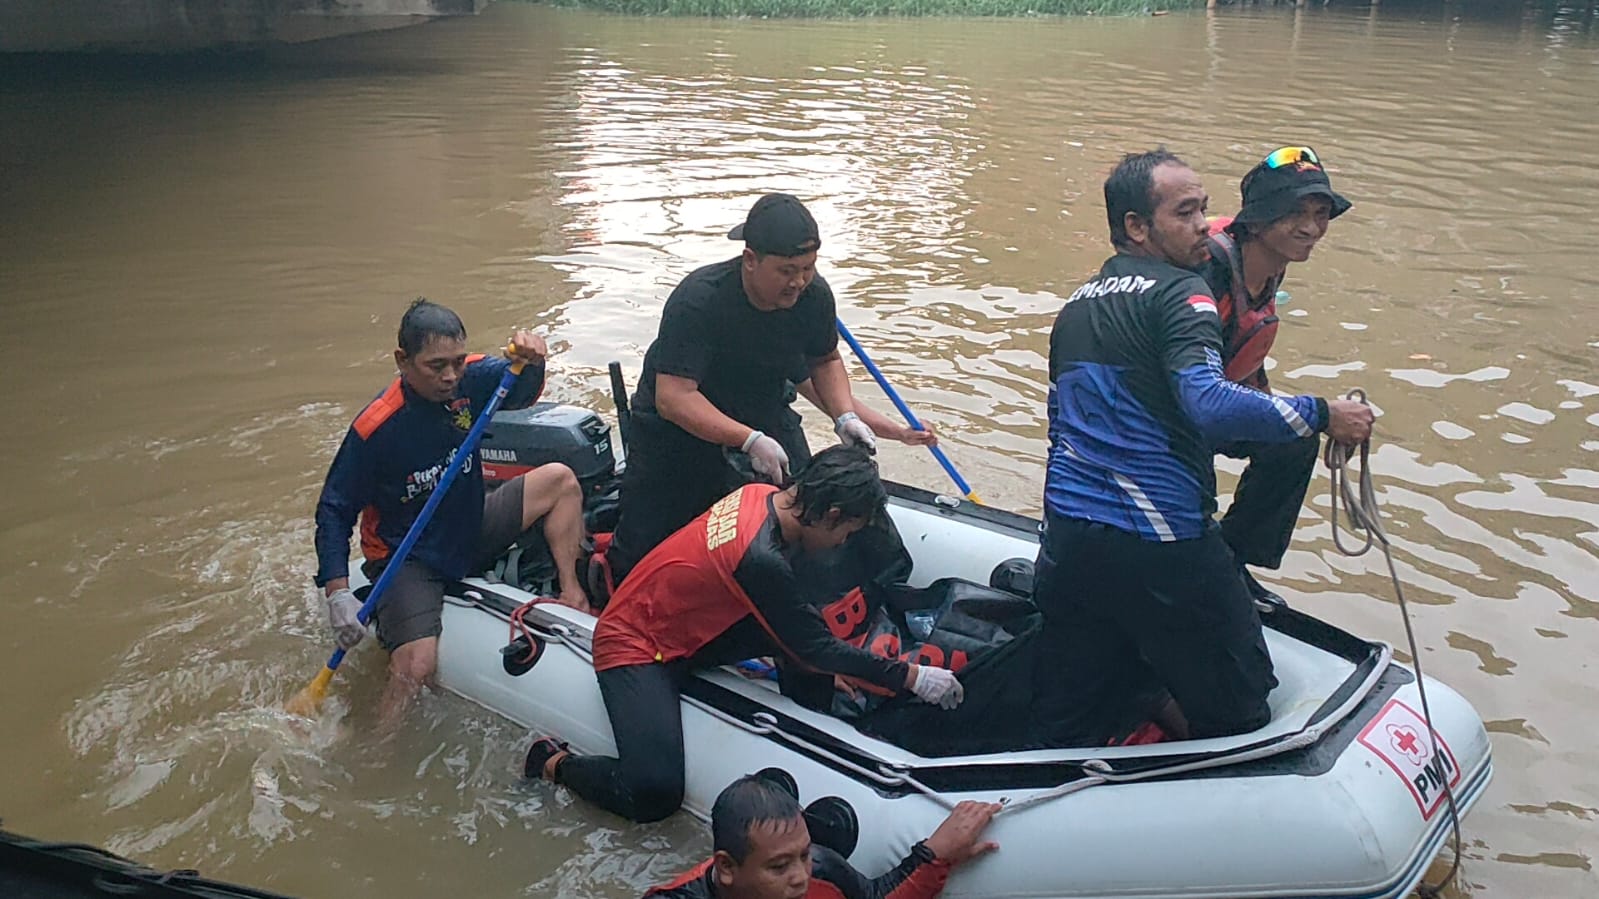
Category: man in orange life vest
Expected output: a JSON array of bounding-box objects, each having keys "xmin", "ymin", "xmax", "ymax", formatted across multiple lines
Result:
[
  {"xmin": 523, "ymin": 446, "xmax": 965, "ymax": 823},
  {"xmin": 1197, "ymin": 146, "xmax": 1353, "ymax": 608},
  {"xmin": 313, "ymin": 299, "xmax": 589, "ymax": 730},
  {"xmin": 643, "ymin": 773, "xmax": 999, "ymax": 899}
]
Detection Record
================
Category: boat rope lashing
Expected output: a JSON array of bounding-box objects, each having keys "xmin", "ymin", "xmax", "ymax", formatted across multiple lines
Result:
[
  {"xmin": 507, "ymin": 596, "xmax": 567, "ymax": 663},
  {"xmin": 1323, "ymin": 388, "xmax": 1464, "ymax": 899},
  {"xmin": 999, "ymin": 643, "xmax": 1395, "ymax": 815}
]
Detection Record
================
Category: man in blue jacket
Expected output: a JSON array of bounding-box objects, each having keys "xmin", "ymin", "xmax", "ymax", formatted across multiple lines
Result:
[
  {"xmin": 313, "ymin": 298, "xmax": 588, "ymax": 728},
  {"xmin": 1031, "ymin": 150, "xmax": 1373, "ymax": 746}
]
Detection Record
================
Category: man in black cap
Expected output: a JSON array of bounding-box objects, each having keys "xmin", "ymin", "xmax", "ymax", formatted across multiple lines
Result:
[
  {"xmin": 1196, "ymin": 146, "xmax": 1354, "ymax": 609},
  {"xmin": 606, "ymin": 193, "xmax": 933, "ymax": 584}
]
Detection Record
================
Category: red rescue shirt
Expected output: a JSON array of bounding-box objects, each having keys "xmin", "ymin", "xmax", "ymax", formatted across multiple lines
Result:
[{"xmin": 593, "ymin": 484, "xmax": 911, "ymax": 695}]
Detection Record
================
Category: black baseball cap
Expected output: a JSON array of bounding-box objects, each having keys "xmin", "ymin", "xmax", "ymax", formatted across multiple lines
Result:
[
  {"xmin": 1234, "ymin": 146, "xmax": 1353, "ymax": 226},
  {"xmin": 728, "ymin": 193, "xmax": 822, "ymax": 257}
]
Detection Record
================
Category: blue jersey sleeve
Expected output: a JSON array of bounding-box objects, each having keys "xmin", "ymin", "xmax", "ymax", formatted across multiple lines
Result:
[
  {"xmin": 463, "ymin": 355, "xmax": 546, "ymax": 414},
  {"xmin": 313, "ymin": 428, "xmax": 373, "ymax": 587},
  {"xmin": 1154, "ymin": 278, "xmax": 1324, "ymax": 445},
  {"xmin": 1172, "ymin": 348, "xmax": 1326, "ymax": 445}
]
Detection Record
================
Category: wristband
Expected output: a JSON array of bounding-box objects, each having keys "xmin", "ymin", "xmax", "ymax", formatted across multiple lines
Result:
[{"xmin": 741, "ymin": 430, "xmax": 765, "ymax": 453}]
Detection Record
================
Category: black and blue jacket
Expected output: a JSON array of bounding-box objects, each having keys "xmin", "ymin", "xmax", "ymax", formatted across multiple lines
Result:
[
  {"xmin": 1045, "ymin": 253, "xmax": 1328, "ymax": 542},
  {"xmin": 313, "ymin": 355, "xmax": 543, "ymax": 587}
]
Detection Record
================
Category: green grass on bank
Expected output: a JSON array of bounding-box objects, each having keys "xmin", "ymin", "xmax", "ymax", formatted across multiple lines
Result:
[{"xmin": 532, "ymin": 0, "xmax": 1197, "ymax": 18}]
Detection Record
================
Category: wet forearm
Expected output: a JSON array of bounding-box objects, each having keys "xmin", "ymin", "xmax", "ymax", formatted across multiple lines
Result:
[{"xmin": 806, "ymin": 352, "xmax": 856, "ymax": 420}]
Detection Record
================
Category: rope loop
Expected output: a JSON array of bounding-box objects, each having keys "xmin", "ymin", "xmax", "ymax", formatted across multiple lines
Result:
[{"xmin": 1323, "ymin": 389, "xmax": 1462, "ymax": 897}]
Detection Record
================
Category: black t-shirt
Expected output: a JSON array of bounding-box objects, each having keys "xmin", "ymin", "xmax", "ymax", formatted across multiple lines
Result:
[{"xmin": 632, "ymin": 257, "xmax": 838, "ymax": 434}]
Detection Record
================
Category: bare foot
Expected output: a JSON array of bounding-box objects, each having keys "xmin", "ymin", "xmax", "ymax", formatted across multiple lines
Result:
[{"xmin": 556, "ymin": 593, "xmax": 593, "ymax": 614}]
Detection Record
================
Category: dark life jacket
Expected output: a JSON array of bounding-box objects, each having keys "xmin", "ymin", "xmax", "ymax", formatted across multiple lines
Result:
[
  {"xmin": 644, "ymin": 857, "xmax": 851, "ymax": 899},
  {"xmin": 1205, "ymin": 217, "xmax": 1282, "ymax": 390}
]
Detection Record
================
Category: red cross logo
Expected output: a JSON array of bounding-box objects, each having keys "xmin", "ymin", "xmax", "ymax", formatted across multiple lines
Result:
[{"xmin": 1387, "ymin": 724, "xmax": 1428, "ymax": 764}]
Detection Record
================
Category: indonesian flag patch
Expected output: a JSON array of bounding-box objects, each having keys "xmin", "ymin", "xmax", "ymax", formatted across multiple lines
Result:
[{"xmin": 1187, "ymin": 295, "xmax": 1218, "ymax": 315}]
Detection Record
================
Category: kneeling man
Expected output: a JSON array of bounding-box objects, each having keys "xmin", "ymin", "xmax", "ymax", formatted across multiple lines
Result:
[{"xmin": 525, "ymin": 446, "xmax": 964, "ymax": 822}]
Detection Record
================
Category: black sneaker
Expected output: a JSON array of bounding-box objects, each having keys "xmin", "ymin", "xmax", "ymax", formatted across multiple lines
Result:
[
  {"xmin": 523, "ymin": 736, "xmax": 568, "ymax": 781},
  {"xmin": 1240, "ymin": 567, "xmax": 1288, "ymax": 612}
]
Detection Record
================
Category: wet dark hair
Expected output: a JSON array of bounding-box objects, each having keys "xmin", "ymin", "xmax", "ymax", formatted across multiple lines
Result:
[
  {"xmin": 712, "ymin": 775, "xmax": 805, "ymax": 863},
  {"xmin": 1105, "ymin": 148, "xmax": 1187, "ymax": 251},
  {"xmin": 791, "ymin": 444, "xmax": 887, "ymax": 527},
  {"xmin": 397, "ymin": 297, "xmax": 466, "ymax": 357},
  {"xmin": 1225, "ymin": 218, "xmax": 1259, "ymax": 242}
]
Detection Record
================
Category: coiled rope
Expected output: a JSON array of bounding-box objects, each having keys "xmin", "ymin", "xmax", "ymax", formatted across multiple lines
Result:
[{"xmin": 1323, "ymin": 388, "xmax": 1464, "ymax": 898}]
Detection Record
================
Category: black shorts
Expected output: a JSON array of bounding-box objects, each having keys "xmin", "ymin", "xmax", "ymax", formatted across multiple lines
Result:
[
  {"xmin": 1030, "ymin": 513, "xmax": 1278, "ymax": 745},
  {"xmin": 364, "ymin": 476, "xmax": 527, "ymax": 651}
]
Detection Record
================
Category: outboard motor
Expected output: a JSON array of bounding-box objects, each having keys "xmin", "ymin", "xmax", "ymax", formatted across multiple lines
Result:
[
  {"xmin": 478, "ymin": 402, "xmax": 623, "ymax": 594},
  {"xmin": 481, "ymin": 402, "xmax": 621, "ymax": 532},
  {"xmin": 482, "ymin": 402, "xmax": 615, "ymax": 488}
]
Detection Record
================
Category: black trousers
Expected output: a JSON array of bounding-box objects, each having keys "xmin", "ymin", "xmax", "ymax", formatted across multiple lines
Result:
[
  {"xmin": 557, "ymin": 624, "xmax": 770, "ymax": 823},
  {"xmin": 1029, "ymin": 514, "xmax": 1278, "ymax": 746},
  {"xmin": 556, "ymin": 663, "xmax": 689, "ymax": 823},
  {"xmin": 607, "ymin": 407, "xmax": 811, "ymax": 583},
  {"xmin": 1217, "ymin": 434, "xmax": 1320, "ymax": 570}
]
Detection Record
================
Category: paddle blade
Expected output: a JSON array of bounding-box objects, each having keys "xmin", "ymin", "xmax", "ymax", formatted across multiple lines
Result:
[
  {"xmin": 967, "ymin": 491, "xmax": 986, "ymax": 506},
  {"xmin": 284, "ymin": 666, "xmax": 335, "ymax": 718}
]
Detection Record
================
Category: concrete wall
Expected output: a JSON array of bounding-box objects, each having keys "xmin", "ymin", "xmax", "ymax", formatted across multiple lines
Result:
[{"xmin": 0, "ymin": 0, "xmax": 487, "ymax": 52}]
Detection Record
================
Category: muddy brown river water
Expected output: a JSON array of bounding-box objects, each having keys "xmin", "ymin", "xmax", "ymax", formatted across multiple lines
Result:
[{"xmin": 2, "ymin": 2, "xmax": 1596, "ymax": 896}]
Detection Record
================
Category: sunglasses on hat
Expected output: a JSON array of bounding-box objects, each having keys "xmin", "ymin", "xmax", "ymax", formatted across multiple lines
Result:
[{"xmin": 1263, "ymin": 146, "xmax": 1323, "ymax": 170}]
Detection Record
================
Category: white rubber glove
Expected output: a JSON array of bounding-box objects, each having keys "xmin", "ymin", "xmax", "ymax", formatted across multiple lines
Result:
[
  {"xmin": 326, "ymin": 587, "xmax": 366, "ymax": 650},
  {"xmin": 833, "ymin": 411, "xmax": 877, "ymax": 454},
  {"xmin": 908, "ymin": 664, "xmax": 964, "ymax": 710},
  {"xmin": 741, "ymin": 430, "xmax": 790, "ymax": 484}
]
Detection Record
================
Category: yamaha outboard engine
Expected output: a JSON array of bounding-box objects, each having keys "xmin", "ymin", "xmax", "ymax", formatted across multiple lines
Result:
[
  {"xmin": 478, "ymin": 402, "xmax": 623, "ymax": 593},
  {"xmin": 482, "ymin": 402, "xmax": 620, "ymax": 525}
]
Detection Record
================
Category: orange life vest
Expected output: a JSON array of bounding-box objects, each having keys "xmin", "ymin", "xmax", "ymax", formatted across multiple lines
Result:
[
  {"xmin": 1205, "ymin": 217, "xmax": 1282, "ymax": 389},
  {"xmin": 644, "ymin": 858, "xmax": 850, "ymax": 899}
]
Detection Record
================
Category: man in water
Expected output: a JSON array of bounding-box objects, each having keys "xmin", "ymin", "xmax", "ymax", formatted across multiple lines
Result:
[
  {"xmin": 1030, "ymin": 149, "xmax": 1373, "ymax": 745},
  {"xmin": 1197, "ymin": 146, "xmax": 1354, "ymax": 608},
  {"xmin": 313, "ymin": 298, "xmax": 589, "ymax": 729},
  {"xmin": 644, "ymin": 773, "xmax": 1000, "ymax": 899},
  {"xmin": 525, "ymin": 446, "xmax": 964, "ymax": 823},
  {"xmin": 606, "ymin": 193, "xmax": 936, "ymax": 583}
]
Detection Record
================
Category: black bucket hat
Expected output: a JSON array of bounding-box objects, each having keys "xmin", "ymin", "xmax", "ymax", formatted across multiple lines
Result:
[{"xmin": 1234, "ymin": 146, "xmax": 1353, "ymax": 226}]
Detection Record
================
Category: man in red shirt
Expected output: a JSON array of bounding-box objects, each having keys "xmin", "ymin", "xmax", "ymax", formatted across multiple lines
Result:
[
  {"xmin": 524, "ymin": 446, "xmax": 964, "ymax": 823},
  {"xmin": 644, "ymin": 773, "xmax": 1000, "ymax": 899}
]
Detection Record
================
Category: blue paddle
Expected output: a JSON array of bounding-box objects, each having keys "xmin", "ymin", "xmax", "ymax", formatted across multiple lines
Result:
[
  {"xmin": 835, "ymin": 318, "xmax": 983, "ymax": 505},
  {"xmin": 287, "ymin": 350, "xmax": 529, "ymax": 716}
]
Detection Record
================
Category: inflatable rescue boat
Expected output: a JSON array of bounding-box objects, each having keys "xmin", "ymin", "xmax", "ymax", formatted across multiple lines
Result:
[{"xmin": 403, "ymin": 402, "xmax": 1493, "ymax": 899}]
